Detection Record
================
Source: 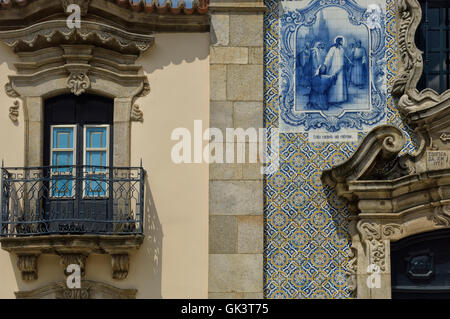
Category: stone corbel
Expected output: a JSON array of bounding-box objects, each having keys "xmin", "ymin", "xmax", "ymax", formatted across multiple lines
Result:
[
  {"xmin": 59, "ymin": 253, "xmax": 88, "ymax": 277},
  {"xmin": 16, "ymin": 254, "xmax": 40, "ymax": 281},
  {"xmin": 110, "ymin": 253, "xmax": 129, "ymax": 280}
]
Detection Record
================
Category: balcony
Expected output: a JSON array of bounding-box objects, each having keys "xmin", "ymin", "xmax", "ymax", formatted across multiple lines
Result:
[{"xmin": 0, "ymin": 165, "xmax": 145, "ymax": 280}]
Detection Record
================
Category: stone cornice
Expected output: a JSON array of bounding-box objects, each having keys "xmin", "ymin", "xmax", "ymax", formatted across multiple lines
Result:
[
  {"xmin": 0, "ymin": 20, "xmax": 154, "ymax": 54},
  {"xmin": 0, "ymin": 0, "xmax": 210, "ymax": 33},
  {"xmin": 322, "ymin": 125, "xmax": 406, "ymax": 199}
]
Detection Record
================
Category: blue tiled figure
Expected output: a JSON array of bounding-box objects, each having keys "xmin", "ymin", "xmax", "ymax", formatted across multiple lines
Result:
[
  {"xmin": 324, "ymin": 36, "xmax": 348, "ymax": 104},
  {"xmin": 307, "ymin": 65, "xmax": 336, "ymax": 110},
  {"xmin": 349, "ymin": 40, "xmax": 368, "ymax": 88}
]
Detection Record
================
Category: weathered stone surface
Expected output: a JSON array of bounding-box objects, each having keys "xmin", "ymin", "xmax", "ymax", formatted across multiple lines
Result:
[
  {"xmin": 209, "ymin": 215, "xmax": 238, "ymax": 253},
  {"xmin": 210, "ymin": 101, "xmax": 233, "ymax": 132},
  {"xmin": 227, "ymin": 64, "xmax": 263, "ymax": 101},
  {"xmin": 210, "ymin": 180, "xmax": 263, "ymax": 215},
  {"xmin": 210, "ymin": 163, "xmax": 243, "ymax": 180},
  {"xmin": 210, "ymin": 47, "xmax": 248, "ymax": 64},
  {"xmin": 234, "ymin": 101, "xmax": 263, "ymax": 129},
  {"xmin": 237, "ymin": 216, "xmax": 263, "ymax": 253},
  {"xmin": 242, "ymin": 163, "xmax": 263, "ymax": 180},
  {"xmin": 248, "ymin": 47, "xmax": 263, "ymax": 64},
  {"xmin": 229, "ymin": 13, "xmax": 263, "ymax": 47},
  {"xmin": 211, "ymin": 13, "xmax": 230, "ymax": 46},
  {"xmin": 211, "ymin": 64, "xmax": 227, "ymax": 101},
  {"xmin": 15, "ymin": 280, "xmax": 137, "ymax": 299},
  {"xmin": 209, "ymin": 254, "xmax": 263, "ymax": 292}
]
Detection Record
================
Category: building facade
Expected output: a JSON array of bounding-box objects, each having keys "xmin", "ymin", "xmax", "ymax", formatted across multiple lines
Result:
[{"xmin": 0, "ymin": 0, "xmax": 448, "ymax": 299}]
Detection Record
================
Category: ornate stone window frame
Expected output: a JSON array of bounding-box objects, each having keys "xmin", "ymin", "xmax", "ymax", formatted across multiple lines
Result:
[
  {"xmin": 322, "ymin": 0, "xmax": 450, "ymax": 299},
  {"xmin": 0, "ymin": 9, "xmax": 153, "ymax": 282},
  {"xmin": 393, "ymin": 0, "xmax": 450, "ymax": 115}
]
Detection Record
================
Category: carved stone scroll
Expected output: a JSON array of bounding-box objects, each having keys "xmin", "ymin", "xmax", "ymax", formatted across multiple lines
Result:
[
  {"xmin": 9, "ymin": 100, "xmax": 19, "ymax": 123},
  {"xmin": 67, "ymin": 72, "xmax": 91, "ymax": 96},
  {"xmin": 111, "ymin": 253, "xmax": 129, "ymax": 280},
  {"xmin": 17, "ymin": 254, "xmax": 39, "ymax": 281},
  {"xmin": 60, "ymin": 253, "xmax": 88, "ymax": 277}
]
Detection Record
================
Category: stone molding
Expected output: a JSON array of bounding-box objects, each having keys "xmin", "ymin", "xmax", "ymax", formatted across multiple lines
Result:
[
  {"xmin": 0, "ymin": 20, "xmax": 154, "ymax": 54},
  {"xmin": 1, "ymin": 235, "xmax": 144, "ymax": 281},
  {"xmin": 392, "ymin": 0, "xmax": 450, "ymax": 119},
  {"xmin": 0, "ymin": 0, "xmax": 209, "ymax": 33},
  {"xmin": 322, "ymin": 123, "xmax": 450, "ymax": 298},
  {"xmin": 15, "ymin": 280, "xmax": 137, "ymax": 299}
]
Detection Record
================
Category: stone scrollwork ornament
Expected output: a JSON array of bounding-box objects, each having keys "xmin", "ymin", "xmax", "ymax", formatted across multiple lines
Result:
[
  {"xmin": 9, "ymin": 100, "xmax": 19, "ymax": 123},
  {"xmin": 5, "ymin": 82, "xmax": 19, "ymax": 98},
  {"xmin": 131, "ymin": 104, "xmax": 143, "ymax": 122},
  {"xmin": 67, "ymin": 72, "xmax": 91, "ymax": 96}
]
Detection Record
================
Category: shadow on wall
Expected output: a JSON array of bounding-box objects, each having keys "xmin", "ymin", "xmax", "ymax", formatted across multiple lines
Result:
[
  {"xmin": 137, "ymin": 176, "xmax": 164, "ymax": 298},
  {"xmin": 138, "ymin": 33, "xmax": 209, "ymax": 74},
  {"xmin": 8, "ymin": 176, "xmax": 164, "ymax": 298}
]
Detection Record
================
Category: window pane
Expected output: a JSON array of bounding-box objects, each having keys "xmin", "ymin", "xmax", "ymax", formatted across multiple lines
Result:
[
  {"xmin": 429, "ymin": 8, "xmax": 440, "ymax": 28},
  {"xmin": 85, "ymin": 175, "xmax": 107, "ymax": 197},
  {"xmin": 52, "ymin": 178, "xmax": 73, "ymax": 197},
  {"xmin": 430, "ymin": 31, "xmax": 441, "ymax": 49},
  {"xmin": 86, "ymin": 127, "xmax": 107, "ymax": 148},
  {"xmin": 53, "ymin": 127, "xmax": 73, "ymax": 149},
  {"xmin": 429, "ymin": 74, "xmax": 441, "ymax": 92},
  {"xmin": 52, "ymin": 151, "xmax": 73, "ymax": 172}
]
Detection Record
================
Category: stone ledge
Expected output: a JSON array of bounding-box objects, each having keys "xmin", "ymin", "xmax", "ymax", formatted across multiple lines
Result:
[{"xmin": 1, "ymin": 234, "xmax": 144, "ymax": 281}]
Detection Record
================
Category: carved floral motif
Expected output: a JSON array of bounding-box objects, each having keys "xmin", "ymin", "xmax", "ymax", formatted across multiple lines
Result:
[
  {"xmin": 67, "ymin": 72, "xmax": 91, "ymax": 96},
  {"xmin": 357, "ymin": 222, "xmax": 403, "ymax": 272}
]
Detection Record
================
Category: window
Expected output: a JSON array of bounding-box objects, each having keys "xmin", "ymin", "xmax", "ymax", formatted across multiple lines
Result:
[
  {"xmin": 84, "ymin": 125, "xmax": 109, "ymax": 198},
  {"xmin": 50, "ymin": 125, "xmax": 76, "ymax": 198},
  {"xmin": 44, "ymin": 94, "xmax": 114, "ymax": 232},
  {"xmin": 416, "ymin": 0, "xmax": 450, "ymax": 94}
]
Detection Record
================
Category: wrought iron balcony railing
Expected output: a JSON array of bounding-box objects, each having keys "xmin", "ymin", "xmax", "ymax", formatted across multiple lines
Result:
[{"xmin": 1, "ymin": 165, "xmax": 145, "ymax": 237}]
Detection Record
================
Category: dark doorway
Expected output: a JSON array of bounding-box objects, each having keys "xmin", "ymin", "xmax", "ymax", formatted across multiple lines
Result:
[{"xmin": 391, "ymin": 228, "xmax": 450, "ymax": 299}]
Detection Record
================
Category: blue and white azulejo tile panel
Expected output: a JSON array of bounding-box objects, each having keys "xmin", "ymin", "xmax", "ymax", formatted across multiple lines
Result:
[
  {"xmin": 279, "ymin": 0, "xmax": 387, "ymax": 141},
  {"xmin": 263, "ymin": 0, "xmax": 418, "ymax": 299}
]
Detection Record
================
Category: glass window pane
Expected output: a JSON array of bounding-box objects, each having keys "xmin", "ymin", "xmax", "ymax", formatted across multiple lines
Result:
[
  {"xmin": 86, "ymin": 127, "xmax": 107, "ymax": 148},
  {"xmin": 430, "ymin": 31, "xmax": 441, "ymax": 49},
  {"xmin": 52, "ymin": 151, "xmax": 73, "ymax": 172},
  {"xmin": 53, "ymin": 127, "xmax": 73, "ymax": 149},
  {"xmin": 85, "ymin": 175, "xmax": 107, "ymax": 197},
  {"xmin": 429, "ymin": 74, "xmax": 441, "ymax": 92},
  {"xmin": 429, "ymin": 8, "xmax": 440, "ymax": 28}
]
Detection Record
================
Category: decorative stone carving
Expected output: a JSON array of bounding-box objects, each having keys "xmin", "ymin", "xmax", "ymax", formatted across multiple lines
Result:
[
  {"xmin": 5, "ymin": 82, "xmax": 19, "ymax": 98},
  {"xmin": 346, "ymin": 247, "xmax": 357, "ymax": 293},
  {"xmin": 15, "ymin": 280, "xmax": 137, "ymax": 299},
  {"xmin": 111, "ymin": 253, "xmax": 129, "ymax": 280},
  {"xmin": 0, "ymin": 20, "xmax": 154, "ymax": 54},
  {"xmin": 392, "ymin": 0, "xmax": 450, "ymax": 116},
  {"xmin": 67, "ymin": 72, "xmax": 91, "ymax": 96},
  {"xmin": 1, "ymin": 235, "xmax": 143, "ymax": 281},
  {"xmin": 16, "ymin": 254, "xmax": 39, "ymax": 281},
  {"xmin": 9, "ymin": 100, "xmax": 19, "ymax": 123},
  {"xmin": 430, "ymin": 205, "xmax": 450, "ymax": 227},
  {"xmin": 131, "ymin": 104, "xmax": 143, "ymax": 122},
  {"xmin": 60, "ymin": 253, "xmax": 88, "ymax": 277},
  {"xmin": 61, "ymin": 0, "xmax": 90, "ymax": 16}
]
